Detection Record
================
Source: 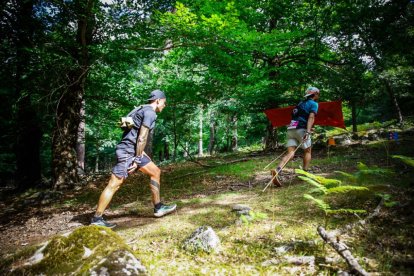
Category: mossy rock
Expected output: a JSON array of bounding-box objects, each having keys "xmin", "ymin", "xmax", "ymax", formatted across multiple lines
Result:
[{"xmin": 7, "ymin": 225, "xmax": 146, "ymax": 275}]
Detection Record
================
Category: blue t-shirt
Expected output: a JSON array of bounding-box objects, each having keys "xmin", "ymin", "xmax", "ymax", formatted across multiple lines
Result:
[
  {"xmin": 116, "ymin": 105, "xmax": 157, "ymax": 154},
  {"xmin": 288, "ymin": 99, "xmax": 318, "ymax": 129}
]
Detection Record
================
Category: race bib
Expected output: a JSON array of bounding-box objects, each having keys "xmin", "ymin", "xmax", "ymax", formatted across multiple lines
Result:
[{"xmin": 287, "ymin": 120, "xmax": 299, "ymax": 130}]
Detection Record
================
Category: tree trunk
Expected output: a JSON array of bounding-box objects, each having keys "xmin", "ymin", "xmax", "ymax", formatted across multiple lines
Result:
[
  {"xmin": 94, "ymin": 152, "xmax": 99, "ymax": 173},
  {"xmin": 264, "ymin": 122, "xmax": 278, "ymax": 151},
  {"xmin": 16, "ymin": 97, "xmax": 42, "ymax": 190},
  {"xmin": 52, "ymin": 0, "xmax": 95, "ymax": 189},
  {"xmin": 351, "ymin": 100, "xmax": 357, "ymax": 133},
  {"xmin": 172, "ymin": 104, "xmax": 178, "ymax": 160},
  {"xmin": 225, "ymin": 114, "xmax": 231, "ymax": 152},
  {"xmin": 14, "ymin": 0, "xmax": 42, "ymax": 191},
  {"xmin": 198, "ymin": 105, "xmax": 203, "ymax": 157},
  {"xmin": 231, "ymin": 114, "xmax": 238, "ymax": 151},
  {"xmin": 183, "ymin": 142, "xmax": 189, "ymax": 158},
  {"xmin": 76, "ymin": 98, "xmax": 86, "ymax": 174},
  {"xmin": 208, "ymin": 109, "xmax": 216, "ymax": 155},
  {"xmin": 52, "ymin": 72, "xmax": 85, "ymax": 189},
  {"xmin": 164, "ymin": 140, "xmax": 170, "ymax": 160},
  {"xmin": 384, "ymin": 80, "xmax": 403, "ymax": 123}
]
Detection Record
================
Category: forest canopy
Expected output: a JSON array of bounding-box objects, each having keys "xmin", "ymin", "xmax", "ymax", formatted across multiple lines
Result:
[{"xmin": 1, "ymin": 0, "xmax": 413, "ymax": 190}]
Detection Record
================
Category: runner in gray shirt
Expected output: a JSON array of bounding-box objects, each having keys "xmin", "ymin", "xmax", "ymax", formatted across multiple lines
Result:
[{"xmin": 91, "ymin": 90, "xmax": 176, "ymax": 228}]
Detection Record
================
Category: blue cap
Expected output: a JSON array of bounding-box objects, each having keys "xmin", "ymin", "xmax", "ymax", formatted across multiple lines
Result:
[{"xmin": 147, "ymin": 89, "xmax": 166, "ymax": 102}]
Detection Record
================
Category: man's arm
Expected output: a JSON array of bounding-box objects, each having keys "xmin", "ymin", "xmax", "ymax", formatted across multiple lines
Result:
[
  {"xmin": 135, "ymin": 125, "xmax": 150, "ymax": 157},
  {"xmin": 306, "ymin": 112, "xmax": 316, "ymax": 133}
]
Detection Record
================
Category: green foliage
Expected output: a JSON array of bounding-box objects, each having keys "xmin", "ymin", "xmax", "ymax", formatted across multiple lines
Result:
[
  {"xmin": 327, "ymin": 185, "xmax": 369, "ymax": 194},
  {"xmin": 303, "ymin": 194, "xmax": 330, "ymax": 212},
  {"xmin": 335, "ymin": 162, "xmax": 394, "ymax": 185},
  {"xmin": 297, "ymin": 169, "xmax": 370, "ymax": 219},
  {"xmin": 298, "ymin": 176, "xmax": 327, "ymax": 194},
  {"xmin": 296, "ymin": 169, "xmax": 341, "ymax": 188},
  {"xmin": 1, "ymin": 0, "xmax": 413, "ymax": 186},
  {"xmin": 356, "ymin": 162, "xmax": 393, "ymax": 175},
  {"xmin": 392, "ymin": 155, "xmax": 414, "ymax": 167},
  {"xmin": 240, "ymin": 211, "xmax": 268, "ymax": 226},
  {"xmin": 376, "ymin": 193, "xmax": 399, "ymax": 208}
]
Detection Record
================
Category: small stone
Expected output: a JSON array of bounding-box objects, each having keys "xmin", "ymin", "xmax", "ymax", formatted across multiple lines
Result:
[
  {"xmin": 232, "ymin": 204, "xmax": 252, "ymax": 216},
  {"xmin": 183, "ymin": 226, "xmax": 220, "ymax": 253},
  {"xmin": 273, "ymin": 244, "xmax": 294, "ymax": 255},
  {"xmin": 232, "ymin": 204, "xmax": 251, "ymax": 212},
  {"xmin": 261, "ymin": 258, "xmax": 280, "ymax": 266}
]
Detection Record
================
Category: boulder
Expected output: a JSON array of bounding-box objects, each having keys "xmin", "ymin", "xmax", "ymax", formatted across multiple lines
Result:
[
  {"xmin": 90, "ymin": 250, "xmax": 146, "ymax": 275},
  {"xmin": 183, "ymin": 226, "xmax": 220, "ymax": 253},
  {"xmin": 6, "ymin": 226, "xmax": 146, "ymax": 275}
]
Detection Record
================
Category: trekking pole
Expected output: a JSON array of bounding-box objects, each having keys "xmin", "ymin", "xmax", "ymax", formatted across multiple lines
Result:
[
  {"xmin": 262, "ymin": 140, "xmax": 304, "ymax": 193},
  {"xmin": 263, "ymin": 149, "xmax": 288, "ymax": 170}
]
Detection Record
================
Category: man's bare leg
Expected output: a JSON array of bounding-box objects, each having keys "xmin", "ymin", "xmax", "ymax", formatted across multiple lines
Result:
[
  {"xmin": 91, "ymin": 174, "xmax": 124, "ymax": 228},
  {"xmin": 139, "ymin": 162, "xmax": 161, "ymax": 205},
  {"xmin": 139, "ymin": 162, "xmax": 176, "ymax": 217},
  {"xmin": 303, "ymin": 147, "xmax": 312, "ymax": 170},
  {"xmin": 95, "ymin": 174, "xmax": 124, "ymax": 216}
]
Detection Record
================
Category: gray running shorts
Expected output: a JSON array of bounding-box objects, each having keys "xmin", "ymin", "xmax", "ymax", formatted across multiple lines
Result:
[
  {"xmin": 112, "ymin": 149, "xmax": 152, "ymax": 179},
  {"xmin": 286, "ymin": 128, "xmax": 312, "ymax": 149}
]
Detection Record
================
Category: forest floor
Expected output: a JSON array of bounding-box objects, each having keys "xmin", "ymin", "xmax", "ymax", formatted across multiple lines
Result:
[{"xmin": 1, "ymin": 132, "xmax": 414, "ymax": 274}]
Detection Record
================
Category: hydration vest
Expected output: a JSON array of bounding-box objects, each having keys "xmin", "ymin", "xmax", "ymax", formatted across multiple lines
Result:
[{"xmin": 289, "ymin": 99, "xmax": 311, "ymax": 129}]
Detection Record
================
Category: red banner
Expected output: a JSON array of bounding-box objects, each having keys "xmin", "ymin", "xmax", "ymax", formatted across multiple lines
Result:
[{"xmin": 264, "ymin": 100, "xmax": 346, "ymax": 129}]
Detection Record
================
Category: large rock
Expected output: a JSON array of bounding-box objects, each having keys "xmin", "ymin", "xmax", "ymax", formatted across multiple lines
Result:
[
  {"xmin": 6, "ymin": 226, "xmax": 146, "ymax": 275},
  {"xmin": 183, "ymin": 226, "xmax": 220, "ymax": 253},
  {"xmin": 90, "ymin": 250, "xmax": 146, "ymax": 275}
]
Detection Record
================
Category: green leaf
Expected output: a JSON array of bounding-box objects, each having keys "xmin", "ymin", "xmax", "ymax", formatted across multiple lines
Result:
[
  {"xmin": 327, "ymin": 185, "xmax": 369, "ymax": 194},
  {"xmin": 392, "ymin": 155, "xmax": 414, "ymax": 167},
  {"xmin": 334, "ymin": 171, "xmax": 358, "ymax": 182},
  {"xmin": 296, "ymin": 169, "xmax": 341, "ymax": 187},
  {"xmin": 298, "ymin": 176, "xmax": 327, "ymax": 194},
  {"xmin": 304, "ymin": 194, "xmax": 330, "ymax": 211}
]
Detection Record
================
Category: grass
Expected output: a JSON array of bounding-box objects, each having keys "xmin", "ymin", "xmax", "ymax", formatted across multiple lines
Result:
[{"xmin": 2, "ymin": 125, "xmax": 414, "ymax": 274}]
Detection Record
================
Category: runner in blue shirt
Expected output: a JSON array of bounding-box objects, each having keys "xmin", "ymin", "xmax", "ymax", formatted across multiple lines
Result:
[{"xmin": 271, "ymin": 87, "xmax": 320, "ymax": 186}]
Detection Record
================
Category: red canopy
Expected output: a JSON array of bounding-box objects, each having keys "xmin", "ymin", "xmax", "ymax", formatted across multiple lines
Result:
[{"xmin": 264, "ymin": 100, "xmax": 346, "ymax": 129}]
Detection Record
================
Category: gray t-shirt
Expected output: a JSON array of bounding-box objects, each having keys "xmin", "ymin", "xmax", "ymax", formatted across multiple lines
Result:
[{"xmin": 116, "ymin": 105, "xmax": 157, "ymax": 154}]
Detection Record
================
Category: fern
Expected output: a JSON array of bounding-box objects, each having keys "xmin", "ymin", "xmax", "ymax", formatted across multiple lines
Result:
[
  {"xmin": 356, "ymin": 162, "xmax": 393, "ymax": 175},
  {"xmin": 309, "ymin": 188, "xmax": 324, "ymax": 194},
  {"xmin": 298, "ymin": 176, "xmax": 327, "ymax": 194},
  {"xmin": 298, "ymin": 168, "xmax": 372, "ymax": 227},
  {"xmin": 357, "ymin": 162, "xmax": 369, "ymax": 171},
  {"xmin": 296, "ymin": 169, "xmax": 341, "ymax": 187},
  {"xmin": 304, "ymin": 194, "xmax": 330, "ymax": 212},
  {"xmin": 327, "ymin": 185, "xmax": 369, "ymax": 194},
  {"xmin": 392, "ymin": 155, "xmax": 414, "ymax": 167},
  {"xmin": 334, "ymin": 171, "xmax": 357, "ymax": 182}
]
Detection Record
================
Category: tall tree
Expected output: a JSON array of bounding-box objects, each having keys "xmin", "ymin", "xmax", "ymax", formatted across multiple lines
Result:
[{"xmin": 0, "ymin": 0, "xmax": 43, "ymax": 190}]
